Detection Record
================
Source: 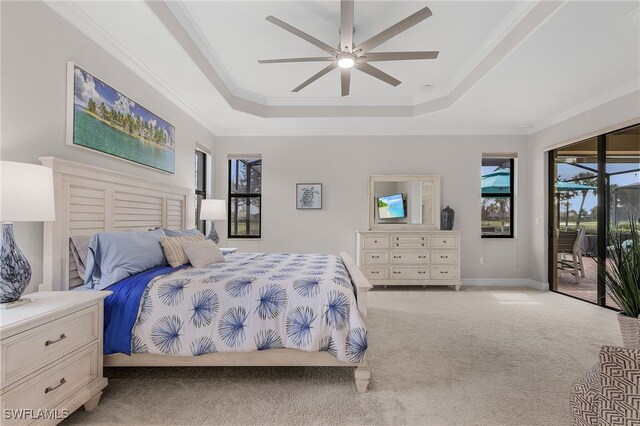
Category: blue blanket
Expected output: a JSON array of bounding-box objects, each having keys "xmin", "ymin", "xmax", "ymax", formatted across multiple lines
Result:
[{"xmin": 103, "ymin": 265, "xmax": 186, "ymax": 355}]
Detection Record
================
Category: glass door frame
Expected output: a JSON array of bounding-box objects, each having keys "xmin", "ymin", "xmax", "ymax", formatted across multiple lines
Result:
[{"xmin": 547, "ymin": 123, "xmax": 639, "ymax": 308}]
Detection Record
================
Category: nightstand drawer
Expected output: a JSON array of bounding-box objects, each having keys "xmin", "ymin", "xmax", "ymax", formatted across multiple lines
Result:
[
  {"xmin": 1, "ymin": 343, "xmax": 99, "ymax": 424},
  {"xmin": 361, "ymin": 251, "xmax": 388, "ymax": 264},
  {"xmin": 1, "ymin": 305, "xmax": 99, "ymax": 388}
]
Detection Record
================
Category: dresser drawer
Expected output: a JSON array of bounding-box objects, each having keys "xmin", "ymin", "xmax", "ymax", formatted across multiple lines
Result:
[
  {"xmin": 390, "ymin": 251, "xmax": 430, "ymax": 264},
  {"xmin": 1, "ymin": 305, "xmax": 99, "ymax": 388},
  {"xmin": 362, "ymin": 235, "xmax": 389, "ymax": 249},
  {"xmin": 430, "ymin": 235, "xmax": 457, "ymax": 248},
  {"xmin": 431, "ymin": 250, "xmax": 458, "ymax": 264},
  {"xmin": 363, "ymin": 266, "xmax": 388, "ymax": 280},
  {"xmin": 431, "ymin": 266, "xmax": 458, "ymax": 280},
  {"xmin": 390, "ymin": 266, "xmax": 430, "ymax": 280},
  {"xmin": 391, "ymin": 235, "xmax": 428, "ymax": 248},
  {"xmin": 361, "ymin": 251, "xmax": 389, "ymax": 264},
  {"xmin": 1, "ymin": 343, "xmax": 99, "ymax": 424}
]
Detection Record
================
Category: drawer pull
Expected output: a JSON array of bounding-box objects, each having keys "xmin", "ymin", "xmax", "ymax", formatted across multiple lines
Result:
[
  {"xmin": 418, "ymin": 256, "xmax": 426, "ymax": 259},
  {"xmin": 45, "ymin": 378, "xmax": 67, "ymax": 394},
  {"xmin": 441, "ymin": 255, "xmax": 449, "ymax": 259},
  {"xmin": 421, "ymin": 237, "xmax": 425, "ymax": 241},
  {"xmin": 396, "ymin": 244, "xmax": 399, "ymax": 247},
  {"xmin": 371, "ymin": 271, "xmax": 379, "ymax": 274},
  {"xmin": 440, "ymin": 271, "xmax": 449, "ymax": 274},
  {"xmin": 45, "ymin": 334, "xmax": 67, "ymax": 347},
  {"xmin": 418, "ymin": 271, "xmax": 426, "ymax": 274},
  {"xmin": 372, "ymin": 255, "xmax": 379, "ymax": 259},
  {"xmin": 393, "ymin": 271, "xmax": 401, "ymax": 275},
  {"xmin": 393, "ymin": 255, "xmax": 402, "ymax": 259},
  {"xmin": 421, "ymin": 244, "xmax": 425, "ymax": 247},
  {"xmin": 443, "ymin": 240, "xmax": 447, "ymax": 243}
]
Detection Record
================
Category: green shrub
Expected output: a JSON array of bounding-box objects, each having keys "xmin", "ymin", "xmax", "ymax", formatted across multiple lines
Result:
[{"xmin": 600, "ymin": 218, "xmax": 640, "ymax": 317}]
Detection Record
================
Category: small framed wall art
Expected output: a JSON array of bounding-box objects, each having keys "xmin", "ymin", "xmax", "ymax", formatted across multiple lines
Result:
[{"xmin": 296, "ymin": 183, "xmax": 322, "ymax": 209}]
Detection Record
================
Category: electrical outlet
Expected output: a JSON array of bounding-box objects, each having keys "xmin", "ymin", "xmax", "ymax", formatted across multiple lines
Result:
[{"xmin": 479, "ymin": 257, "xmax": 485, "ymax": 264}]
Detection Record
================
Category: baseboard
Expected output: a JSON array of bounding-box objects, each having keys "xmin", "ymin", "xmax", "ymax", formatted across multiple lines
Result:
[{"xmin": 461, "ymin": 278, "xmax": 549, "ymax": 291}]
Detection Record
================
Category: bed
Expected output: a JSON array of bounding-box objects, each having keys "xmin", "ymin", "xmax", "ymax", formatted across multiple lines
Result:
[{"xmin": 39, "ymin": 157, "xmax": 372, "ymax": 393}]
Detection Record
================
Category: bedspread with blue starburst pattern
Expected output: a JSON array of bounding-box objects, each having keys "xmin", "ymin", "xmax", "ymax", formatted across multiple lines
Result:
[{"xmin": 129, "ymin": 253, "xmax": 367, "ymax": 363}]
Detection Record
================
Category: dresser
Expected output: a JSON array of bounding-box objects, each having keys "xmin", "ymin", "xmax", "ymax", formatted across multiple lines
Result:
[
  {"xmin": 0, "ymin": 291, "xmax": 110, "ymax": 425},
  {"xmin": 356, "ymin": 230, "xmax": 461, "ymax": 290}
]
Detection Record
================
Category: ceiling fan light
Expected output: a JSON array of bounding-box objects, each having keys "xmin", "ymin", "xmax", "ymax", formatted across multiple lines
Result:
[{"xmin": 337, "ymin": 57, "xmax": 355, "ymax": 68}]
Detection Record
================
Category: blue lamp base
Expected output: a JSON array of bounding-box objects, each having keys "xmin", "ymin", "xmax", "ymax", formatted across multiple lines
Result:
[
  {"xmin": 0, "ymin": 223, "xmax": 32, "ymax": 305},
  {"xmin": 207, "ymin": 221, "xmax": 220, "ymax": 245}
]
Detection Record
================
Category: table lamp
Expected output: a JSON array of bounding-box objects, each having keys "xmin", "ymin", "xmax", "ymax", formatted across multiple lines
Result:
[
  {"xmin": 0, "ymin": 161, "xmax": 55, "ymax": 307},
  {"xmin": 200, "ymin": 199, "xmax": 226, "ymax": 244}
]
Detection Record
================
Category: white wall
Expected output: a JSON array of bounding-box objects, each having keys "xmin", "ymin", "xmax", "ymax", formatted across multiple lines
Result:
[
  {"xmin": 0, "ymin": 1, "xmax": 216, "ymax": 293},
  {"xmin": 215, "ymin": 135, "xmax": 531, "ymax": 281},
  {"xmin": 526, "ymin": 90, "xmax": 640, "ymax": 284}
]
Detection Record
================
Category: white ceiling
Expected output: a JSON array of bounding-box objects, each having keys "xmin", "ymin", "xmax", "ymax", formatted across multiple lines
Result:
[{"xmin": 47, "ymin": 0, "xmax": 640, "ymax": 135}]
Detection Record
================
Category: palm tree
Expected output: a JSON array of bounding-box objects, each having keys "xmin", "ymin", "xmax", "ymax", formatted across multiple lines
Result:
[
  {"xmin": 574, "ymin": 172, "xmax": 597, "ymax": 227},
  {"xmin": 559, "ymin": 190, "xmax": 577, "ymax": 229}
]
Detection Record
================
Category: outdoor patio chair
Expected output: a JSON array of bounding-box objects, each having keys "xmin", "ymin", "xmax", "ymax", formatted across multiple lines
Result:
[{"xmin": 558, "ymin": 228, "xmax": 586, "ymax": 282}]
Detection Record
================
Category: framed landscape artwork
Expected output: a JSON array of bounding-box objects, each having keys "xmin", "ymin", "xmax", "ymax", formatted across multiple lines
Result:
[
  {"xmin": 296, "ymin": 183, "xmax": 322, "ymax": 209},
  {"xmin": 66, "ymin": 63, "xmax": 175, "ymax": 174}
]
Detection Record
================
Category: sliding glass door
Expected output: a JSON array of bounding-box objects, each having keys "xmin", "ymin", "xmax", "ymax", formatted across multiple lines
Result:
[
  {"xmin": 549, "ymin": 124, "xmax": 639, "ymax": 306},
  {"xmin": 605, "ymin": 127, "xmax": 640, "ymax": 308}
]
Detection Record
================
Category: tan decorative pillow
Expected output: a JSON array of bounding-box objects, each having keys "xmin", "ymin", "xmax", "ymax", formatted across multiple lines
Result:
[
  {"xmin": 160, "ymin": 235, "xmax": 205, "ymax": 267},
  {"xmin": 182, "ymin": 240, "xmax": 225, "ymax": 268}
]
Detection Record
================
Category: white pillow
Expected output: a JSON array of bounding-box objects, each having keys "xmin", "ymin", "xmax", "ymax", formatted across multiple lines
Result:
[{"xmin": 182, "ymin": 240, "xmax": 225, "ymax": 268}]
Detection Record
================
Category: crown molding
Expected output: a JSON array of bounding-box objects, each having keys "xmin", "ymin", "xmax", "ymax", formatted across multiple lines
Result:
[
  {"xmin": 528, "ymin": 79, "xmax": 640, "ymax": 135},
  {"xmin": 214, "ymin": 127, "xmax": 529, "ymax": 137},
  {"xmin": 44, "ymin": 0, "xmax": 221, "ymax": 136}
]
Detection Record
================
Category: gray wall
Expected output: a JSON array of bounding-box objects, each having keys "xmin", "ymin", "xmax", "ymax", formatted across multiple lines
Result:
[
  {"xmin": 214, "ymin": 135, "xmax": 532, "ymax": 282},
  {"xmin": 0, "ymin": 1, "xmax": 216, "ymax": 293}
]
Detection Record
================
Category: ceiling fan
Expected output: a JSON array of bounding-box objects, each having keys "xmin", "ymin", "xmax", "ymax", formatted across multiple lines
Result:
[{"xmin": 258, "ymin": 0, "xmax": 439, "ymax": 97}]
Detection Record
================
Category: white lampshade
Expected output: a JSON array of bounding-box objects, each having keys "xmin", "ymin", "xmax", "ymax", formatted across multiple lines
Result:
[
  {"xmin": 1, "ymin": 161, "xmax": 56, "ymax": 222},
  {"xmin": 200, "ymin": 199, "xmax": 226, "ymax": 221}
]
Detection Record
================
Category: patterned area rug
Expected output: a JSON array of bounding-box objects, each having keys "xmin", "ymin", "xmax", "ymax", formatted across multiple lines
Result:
[{"xmin": 63, "ymin": 287, "xmax": 623, "ymax": 425}]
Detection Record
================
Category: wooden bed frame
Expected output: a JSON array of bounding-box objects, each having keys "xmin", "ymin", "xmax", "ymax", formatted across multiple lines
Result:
[{"xmin": 40, "ymin": 157, "xmax": 372, "ymax": 393}]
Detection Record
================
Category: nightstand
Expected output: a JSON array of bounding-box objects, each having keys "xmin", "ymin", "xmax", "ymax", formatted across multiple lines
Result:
[
  {"xmin": 0, "ymin": 291, "xmax": 110, "ymax": 424},
  {"xmin": 221, "ymin": 248, "xmax": 239, "ymax": 255}
]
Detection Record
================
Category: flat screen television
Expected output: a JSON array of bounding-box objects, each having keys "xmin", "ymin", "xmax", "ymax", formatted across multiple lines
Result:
[{"xmin": 377, "ymin": 193, "xmax": 406, "ymax": 219}]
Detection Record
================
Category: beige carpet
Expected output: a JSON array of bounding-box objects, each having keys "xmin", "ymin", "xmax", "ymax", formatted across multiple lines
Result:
[{"xmin": 63, "ymin": 287, "xmax": 622, "ymax": 425}]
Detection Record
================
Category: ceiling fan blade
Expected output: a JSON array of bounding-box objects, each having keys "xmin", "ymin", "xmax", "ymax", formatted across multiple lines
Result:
[
  {"xmin": 361, "ymin": 51, "xmax": 439, "ymax": 62},
  {"xmin": 340, "ymin": 0, "xmax": 354, "ymax": 53},
  {"xmin": 292, "ymin": 63, "xmax": 337, "ymax": 92},
  {"xmin": 341, "ymin": 67, "xmax": 351, "ymax": 97},
  {"xmin": 354, "ymin": 62, "xmax": 401, "ymax": 87},
  {"xmin": 355, "ymin": 7, "xmax": 432, "ymax": 53},
  {"xmin": 266, "ymin": 16, "xmax": 337, "ymax": 55},
  {"xmin": 258, "ymin": 57, "xmax": 334, "ymax": 64}
]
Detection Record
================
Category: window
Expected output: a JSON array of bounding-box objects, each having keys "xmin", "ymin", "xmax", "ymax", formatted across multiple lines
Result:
[
  {"xmin": 481, "ymin": 156, "xmax": 514, "ymax": 238},
  {"xmin": 195, "ymin": 149, "xmax": 208, "ymax": 233},
  {"xmin": 228, "ymin": 156, "xmax": 261, "ymax": 238}
]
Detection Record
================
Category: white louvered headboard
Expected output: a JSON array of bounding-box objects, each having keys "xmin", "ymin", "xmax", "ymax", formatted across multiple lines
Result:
[{"xmin": 40, "ymin": 157, "xmax": 194, "ymax": 291}]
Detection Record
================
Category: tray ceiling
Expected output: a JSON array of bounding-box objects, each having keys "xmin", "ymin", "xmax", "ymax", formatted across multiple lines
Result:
[{"xmin": 46, "ymin": 1, "xmax": 640, "ymax": 135}]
